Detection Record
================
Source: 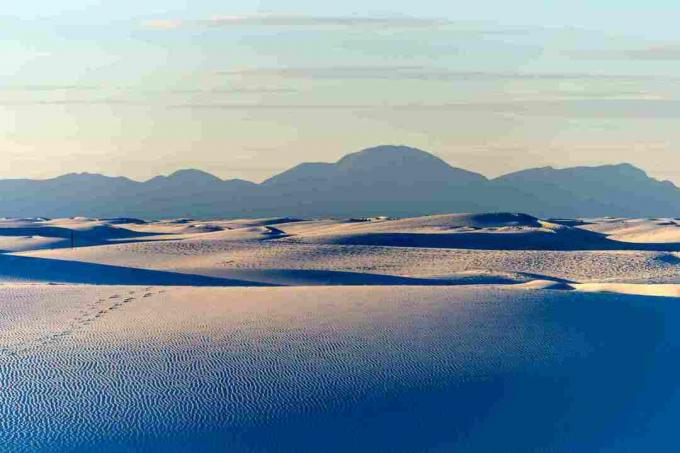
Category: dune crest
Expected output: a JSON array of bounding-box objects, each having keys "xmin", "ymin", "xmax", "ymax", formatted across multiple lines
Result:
[{"xmin": 0, "ymin": 213, "xmax": 677, "ymax": 295}]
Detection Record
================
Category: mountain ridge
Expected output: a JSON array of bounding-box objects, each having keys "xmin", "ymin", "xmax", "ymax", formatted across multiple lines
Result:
[{"xmin": 1, "ymin": 145, "xmax": 678, "ymax": 218}]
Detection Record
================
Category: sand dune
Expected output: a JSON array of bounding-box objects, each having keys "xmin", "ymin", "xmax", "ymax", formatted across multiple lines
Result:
[
  {"xmin": 286, "ymin": 213, "xmax": 680, "ymax": 251},
  {"xmin": 0, "ymin": 217, "xmax": 167, "ymax": 252},
  {"xmin": 2, "ymin": 284, "xmax": 680, "ymax": 452},
  {"xmin": 582, "ymin": 217, "xmax": 680, "ymax": 243},
  {"xmin": 8, "ymin": 214, "xmax": 680, "ymax": 290},
  {"xmin": 3, "ymin": 213, "xmax": 680, "ymax": 451},
  {"xmin": 0, "ymin": 254, "xmax": 270, "ymax": 286},
  {"xmin": 574, "ymin": 282, "xmax": 680, "ymax": 297}
]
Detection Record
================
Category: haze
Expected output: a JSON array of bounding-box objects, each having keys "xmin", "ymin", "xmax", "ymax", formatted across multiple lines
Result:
[{"xmin": 4, "ymin": 0, "xmax": 680, "ymax": 183}]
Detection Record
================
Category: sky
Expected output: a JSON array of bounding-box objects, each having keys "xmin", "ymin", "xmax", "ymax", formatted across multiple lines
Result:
[{"xmin": 4, "ymin": 0, "xmax": 680, "ymax": 183}]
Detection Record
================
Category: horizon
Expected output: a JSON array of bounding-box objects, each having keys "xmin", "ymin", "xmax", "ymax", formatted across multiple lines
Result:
[
  {"xmin": 4, "ymin": 1, "xmax": 680, "ymax": 184},
  {"xmin": 1, "ymin": 144, "xmax": 670, "ymax": 185}
]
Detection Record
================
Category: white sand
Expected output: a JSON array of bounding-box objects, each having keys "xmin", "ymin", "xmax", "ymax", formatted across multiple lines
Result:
[
  {"xmin": 1, "ymin": 284, "xmax": 680, "ymax": 451},
  {"xmin": 581, "ymin": 217, "xmax": 680, "ymax": 243},
  {"xmin": 3, "ymin": 213, "xmax": 680, "ymax": 450},
  {"xmin": 7, "ymin": 214, "xmax": 680, "ymax": 290}
]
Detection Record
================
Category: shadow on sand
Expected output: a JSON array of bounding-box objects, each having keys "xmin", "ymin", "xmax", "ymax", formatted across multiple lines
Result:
[
  {"xmin": 0, "ymin": 254, "xmax": 271, "ymax": 287},
  {"xmin": 180, "ymin": 268, "xmax": 524, "ymax": 286},
  {"xmin": 0, "ymin": 225, "xmax": 166, "ymax": 252},
  {"xmin": 327, "ymin": 230, "xmax": 680, "ymax": 251},
  {"xmin": 0, "ymin": 255, "xmax": 502, "ymax": 287}
]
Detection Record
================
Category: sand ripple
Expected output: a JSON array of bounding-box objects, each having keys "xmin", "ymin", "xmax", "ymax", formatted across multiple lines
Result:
[{"xmin": 1, "ymin": 286, "xmax": 679, "ymax": 452}]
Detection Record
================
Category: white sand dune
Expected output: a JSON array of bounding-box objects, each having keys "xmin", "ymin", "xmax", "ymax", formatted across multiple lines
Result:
[
  {"xmin": 582, "ymin": 217, "xmax": 680, "ymax": 243},
  {"xmin": 8, "ymin": 215, "xmax": 680, "ymax": 290},
  {"xmin": 573, "ymin": 282, "xmax": 680, "ymax": 297},
  {"xmin": 0, "ymin": 217, "xmax": 170, "ymax": 251},
  {"xmin": 2, "ymin": 284, "xmax": 680, "ymax": 452},
  {"xmin": 0, "ymin": 234, "xmax": 68, "ymax": 252},
  {"xmin": 514, "ymin": 279, "xmax": 576, "ymax": 291},
  {"xmin": 3, "ymin": 213, "xmax": 680, "ymax": 451}
]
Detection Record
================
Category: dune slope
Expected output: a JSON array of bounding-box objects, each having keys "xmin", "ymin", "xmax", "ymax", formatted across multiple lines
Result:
[
  {"xmin": 1, "ymin": 285, "xmax": 680, "ymax": 452},
  {"xmin": 13, "ymin": 214, "xmax": 680, "ymax": 288}
]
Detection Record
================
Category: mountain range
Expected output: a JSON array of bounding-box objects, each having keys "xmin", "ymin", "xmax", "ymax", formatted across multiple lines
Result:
[{"xmin": 2, "ymin": 145, "xmax": 679, "ymax": 219}]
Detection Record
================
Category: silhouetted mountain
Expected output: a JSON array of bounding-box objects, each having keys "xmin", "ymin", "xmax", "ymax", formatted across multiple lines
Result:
[
  {"xmin": 265, "ymin": 146, "xmax": 485, "ymax": 188},
  {"xmin": 335, "ymin": 145, "xmax": 486, "ymax": 183},
  {"xmin": 0, "ymin": 145, "xmax": 678, "ymax": 218},
  {"xmin": 259, "ymin": 146, "xmax": 490, "ymax": 217},
  {"xmin": 146, "ymin": 169, "xmax": 224, "ymax": 187},
  {"xmin": 493, "ymin": 163, "xmax": 680, "ymax": 217},
  {"xmin": 0, "ymin": 173, "xmax": 140, "ymax": 218}
]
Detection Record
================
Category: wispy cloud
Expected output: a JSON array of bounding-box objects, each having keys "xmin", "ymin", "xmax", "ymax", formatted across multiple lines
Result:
[
  {"xmin": 0, "ymin": 86, "xmax": 298, "ymax": 108},
  {"xmin": 164, "ymin": 99, "xmax": 680, "ymax": 119},
  {"xmin": 142, "ymin": 14, "xmax": 453, "ymax": 30},
  {"xmin": 5, "ymin": 98, "xmax": 680, "ymax": 121},
  {"xmin": 166, "ymin": 87, "xmax": 298, "ymax": 94},
  {"xmin": 217, "ymin": 66, "xmax": 674, "ymax": 82},
  {"xmin": 0, "ymin": 99, "xmax": 146, "ymax": 107},
  {"xmin": 142, "ymin": 19, "xmax": 183, "ymax": 30},
  {"xmin": 565, "ymin": 45, "xmax": 680, "ymax": 61},
  {"xmin": 0, "ymin": 85, "xmax": 297, "ymax": 95},
  {"xmin": 4, "ymin": 79, "xmax": 675, "ymax": 120},
  {"xmin": 0, "ymin": 85, "xmax": 105, "ymax": 92}
]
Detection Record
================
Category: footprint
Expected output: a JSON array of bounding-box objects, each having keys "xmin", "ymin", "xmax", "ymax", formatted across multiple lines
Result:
[{"xmin": 4, "ymin": 289, "xmax": 140, "ymax": 357}]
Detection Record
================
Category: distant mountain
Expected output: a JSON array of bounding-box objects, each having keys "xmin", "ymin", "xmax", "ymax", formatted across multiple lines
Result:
[
  {"xmin": 263, "ymin": 146, "xmax": 486, "ymax": 187},
  {"xmin": 1, "ymin": 145, "xmax": 678, "ymax": 218},
  {"xmin": 493, "ymin": 163, "xmax": 680, "ymax": 218},
  {"xmin": 259, "ymin": 146, "xmax": 490, "ymax": 217}
]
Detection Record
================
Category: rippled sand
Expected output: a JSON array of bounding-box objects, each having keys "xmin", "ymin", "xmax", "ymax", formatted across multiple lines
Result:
[
  {"xmin": 2, "ymin": 284, "xmax": 680, "ymax": 452},
  {"xmin": 4, "ymin": 214, "xmax": 680, "ymax": 451}
]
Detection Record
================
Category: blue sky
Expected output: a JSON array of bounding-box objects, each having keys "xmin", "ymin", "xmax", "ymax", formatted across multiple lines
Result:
[{"xmin": 3, "ymin": 1, "xmax": 680, "ymax": 183}]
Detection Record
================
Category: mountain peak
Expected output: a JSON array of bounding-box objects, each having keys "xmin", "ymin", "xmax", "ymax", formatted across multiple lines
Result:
[
  {"xmin": 56, "ymin": 172, "xmax": 106, "ymax": 179},
  {"xmin": 338, "ymin": 145, "xmax": 447, "ymax": 168},
  {"xmin": 335, "ymin": 145, "xmax": 486, "ymax": 182},
  {"xmin": 52, "ymin": 172, "xmax": 134, "ymax": 184},
  {"xmin": 143, "ymin": 169, "xmax": 225, "ymax": 190},
  {"xmin": 605, "ymin": 162, "xmax": 648, "ymax": 176},
  {"xmin": 496, "ymin": 162, "xmax": 650, "ymax": 182},
  {"xmin": 167, "ymin": 169, "xmax": 223, "ymax": 182}
]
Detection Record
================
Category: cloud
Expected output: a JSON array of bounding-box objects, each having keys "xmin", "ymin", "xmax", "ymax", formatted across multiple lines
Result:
[
  {"xmin": 142, "ymin": 14, "xmax": 453, "ymax": 30},
  {"xmin": 166, "ymin": 87, "xmax": 298, "ymax": 94},
  {"xmin": 565, "ymin": 45, "xmax": 680, "ymax": 61},
  {"xmin": 219, "ymin": 66, "xmax": 423, "ymax": 80},
  {"xmin": 0, "ymin": 85, "xmax": 104, "ymax": 92},
  {"xmin": 208, "ymin": 14, "xmax": 450, "ymax": 28},
  {"xmin": 0, "ymin": 86, "xmax": 297, "ymax": 97},
  {"xmin": 5, "ymin": 98, "xmax": 680, "ymax": 120},
  {"xmin": 142, "ymin": 19, "xmax": 183, "ymax": 30},
  {"xmin": 217, "ymin": 66, "xmax": 672, "ymax": 82},
  {"xmin": 164, "ymin": 99, "xmax": 680, "ymax": 120},
  {"xmin": 4, "ymin": 80, "xmax": 676, "ymax": 119},
  {"xmin": 0, "ymin": 99, "xmax": 146, "ymax": 107}
]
